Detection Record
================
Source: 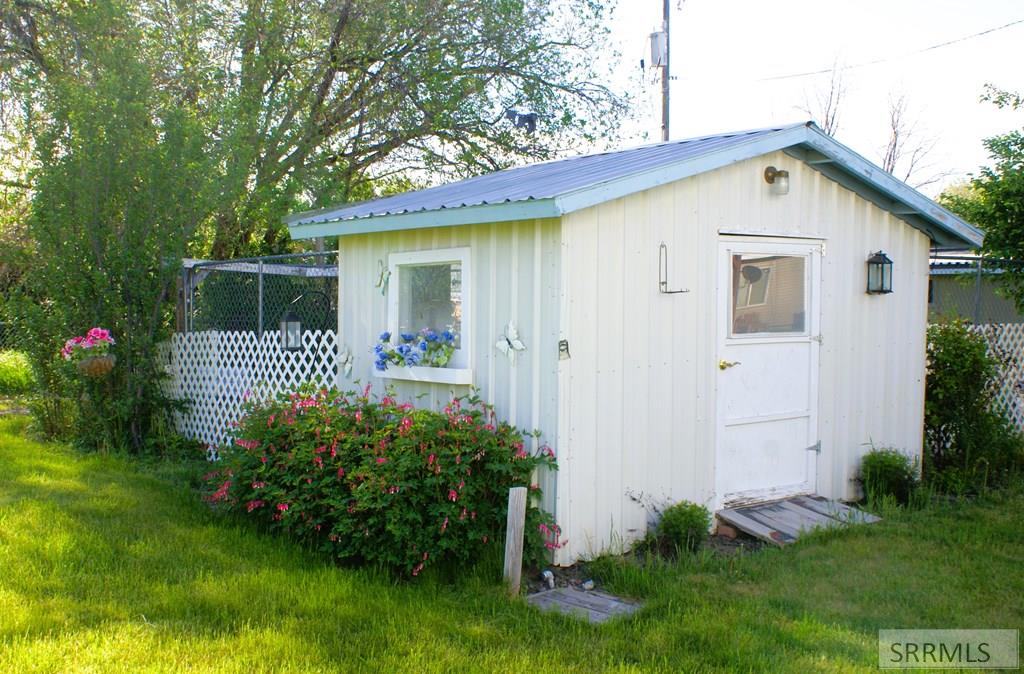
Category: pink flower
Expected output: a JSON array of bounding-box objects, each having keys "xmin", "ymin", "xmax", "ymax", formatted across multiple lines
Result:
[
  {"xmin": 277, "ymin": 503, "xmax": 289, "ymax": 512},
  {"xmin": 355, "ymin": 410, "xmax": 363, "ymax": 424},
  {"xmin": 447, "ymin": 489, "xmax": 458, "ymax": 502},
  {"xmin": 376, "ymin": 457, "xmax": 387, "ymax": 465},
  {"xmin": 86, "ymin": 327, "xmax": 113, "ymax": 343},
  {"xmin": 251, "ymin": 481, "xmax": 265, "ymax": 489},
  {"xmin": 337, "ymin": 466, "xmax": 345, "ymax": 478},
  {"xmin": 246, "ymin": 499, "xmax": 264, "ymax": 512},
  {"xmin": 399, "ymin": 416, "xmax": 413, "ymax": 435},
  {"xmin": 440, "ymin": 516, "xmax": 448, "ymax": 533}
]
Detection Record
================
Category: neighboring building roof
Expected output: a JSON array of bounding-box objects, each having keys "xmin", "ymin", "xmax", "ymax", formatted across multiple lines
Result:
[
  {"xmin": 930, "ymin": 252, "xmax": 1004, "ymax": 276},
  {"xmin": 286, "ymin": 121, "xmax": 982, "ymax": 249}
]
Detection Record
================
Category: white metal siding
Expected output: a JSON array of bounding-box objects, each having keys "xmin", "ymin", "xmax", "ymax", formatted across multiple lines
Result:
[
  {"xmin": 557, "ymin": 150, "xmax": 929, "ymax": 563},
  {"xmin": 337, "ymin": 219, "xmax": 562, "ymax": 514}
]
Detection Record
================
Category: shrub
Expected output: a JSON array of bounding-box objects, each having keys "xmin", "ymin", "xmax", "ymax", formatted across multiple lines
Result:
[
  {"xmin": 656, "ymin": 501, "xmax": 711, "ymax": 555},
  {"xmin": 925, "ymin": 320, "xmax": 1024, "ymax": 493},
  {"xmin": 859, "ymin": 448, "xmax": 917, "ymax": 505},
  {"xmin": 0, "ymin": 350, "xmax": 34, "ymax": 395},
  {"xmin": 25, "ymin": 395, "xmax": 76, "ymax": 441},
  {"xmin": 213, "ymin": 385, "xmax": 560, "ymax": 577}
]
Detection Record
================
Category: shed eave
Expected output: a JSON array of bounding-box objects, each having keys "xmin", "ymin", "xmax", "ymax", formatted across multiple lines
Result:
[
  {"xmin": 288, "ymin": 198, "xmax": 561, "ymax": 239},
  {"xmin": 797, "ymin": 129, "xmax": 983, "ymax": 249}
]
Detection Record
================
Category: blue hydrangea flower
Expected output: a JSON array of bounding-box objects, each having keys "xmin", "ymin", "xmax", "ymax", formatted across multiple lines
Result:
[
  {"xmin": 418, "ymin": 340, "xmax": 428, "ymax": 351},
  {"xmin": 425, "ymin": 331, "xmax": 438, "ymax": 342},
  {"xmin": 396, "ymin": 344, "xmax": 411, "ymax": 357},
  {"xmin": 441, "ymin": 330, "xmax": 454, "ymax": 342},
  {"xmin": 374, "ymin": 359, "xmax": 387, "ymax": 371},
  {"xmin": 373, "ymin": 343, "xmax": 385, "ymax": 354},
  {"xmin": 400, "ymin": 332, "xmax": 415, "ymax": 342},
  {"xmin": 406, "ymin": 350, "xmax": 421, "ymax": 365},
  {"xmin": 379, "ymin": 331, "xmax": 391, "ymax": 342}
]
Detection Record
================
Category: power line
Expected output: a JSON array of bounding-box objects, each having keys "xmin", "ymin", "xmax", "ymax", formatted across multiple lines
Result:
[{"xmin": 749, "ymin": 18, "xmax": 1024, "ymax": 83}]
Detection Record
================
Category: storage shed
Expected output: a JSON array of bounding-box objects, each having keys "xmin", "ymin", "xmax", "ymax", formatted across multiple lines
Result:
[{"xmin": 286, "ymin": 122, "xmax": 982, "ymax": 564}]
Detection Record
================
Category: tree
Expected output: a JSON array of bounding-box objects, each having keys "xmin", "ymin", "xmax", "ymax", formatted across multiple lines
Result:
[
  {"xmin": 3, "ymin": 0, "xmax": 625, "ymax": 258},
  {"xmin": 0, "ymin": 0, "xmax": 625, "ymax": 452},
  {"xmin": 8, "ymin": 0, "xmax": 215, "ymax": 451},
  {"xmin": 880, "ymin": 93, "xmax": 947, "ymax": 190},
  {"xmin": 799, "ymin": 64, "xmax": 845, "ymax": 136},
  {"xmin": 940, "ymin": 85, "xmax": 1024, "ymax": 305}
]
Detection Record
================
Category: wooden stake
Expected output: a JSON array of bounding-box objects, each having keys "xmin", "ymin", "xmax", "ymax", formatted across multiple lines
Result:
[{"xmin": 503, "ymin": 486, "xmax": 528, "ymax": 596}]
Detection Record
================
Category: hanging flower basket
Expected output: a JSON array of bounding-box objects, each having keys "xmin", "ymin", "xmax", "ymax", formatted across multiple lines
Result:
[
  {"xmin": 77, "ymin": 354, "xmax": 117, "ymax": 378},
  {"xmin": 62, "ymin": 327, "xmax": 117, "ymax": 378}
]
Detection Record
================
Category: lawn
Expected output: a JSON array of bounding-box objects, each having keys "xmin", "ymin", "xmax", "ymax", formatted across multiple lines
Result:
[{"xmin": 0, "ymin": 415, "xmax": 1021, "ymax": 673}]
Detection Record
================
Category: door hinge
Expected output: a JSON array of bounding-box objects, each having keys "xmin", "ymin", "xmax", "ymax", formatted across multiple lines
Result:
[
  {"xmin": 811, "ymin": 334, "xmax": 823, "ymax": 344},
  {"xmin": 806, "ymin": 441, "xmax": 821, "ymax": 454}
]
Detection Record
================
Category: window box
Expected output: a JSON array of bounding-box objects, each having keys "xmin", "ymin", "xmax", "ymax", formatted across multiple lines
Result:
[{"xmin": 374, "ymin": 365, "xmax": 474, "ymax": 386}]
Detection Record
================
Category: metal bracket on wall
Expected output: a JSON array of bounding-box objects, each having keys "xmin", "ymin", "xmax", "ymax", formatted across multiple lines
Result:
[
  {"xmin": 658, "ymin": 242, "xmax": 690, "ymax": 294},
  {"xmin": 806, "ymin": 441, "xmax": 822, "ymax": 454},
  {"xmin": 558, "ymin": 339, "xmax": 571, "ymax": 360}
]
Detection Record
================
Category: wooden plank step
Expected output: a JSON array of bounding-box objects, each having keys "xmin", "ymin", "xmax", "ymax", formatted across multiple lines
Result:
[
  {"xmin": 717, "ymin": 495, "xmax": 880, "ymax": 546},
  {"xmin": 716, "ymin": 508, "xmax": 793, "ymax": 546},
  {"xmin": 527, "ymin": 587, "xmax": 640, "ymax": 624}
]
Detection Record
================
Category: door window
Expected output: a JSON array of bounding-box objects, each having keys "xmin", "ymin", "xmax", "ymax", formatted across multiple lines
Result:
[{"xmin": 731, "ymin": 254, "xmax": 806, "ymax": 335}]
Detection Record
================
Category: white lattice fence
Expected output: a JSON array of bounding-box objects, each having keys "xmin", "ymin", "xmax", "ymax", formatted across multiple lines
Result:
[
  {"xmin": 159, "ymin": 330, "xmax": 338, "ymax": 454},
  {"xmin": 972, "ymin": 323, "xmax": 1024, "ymax": 431}
]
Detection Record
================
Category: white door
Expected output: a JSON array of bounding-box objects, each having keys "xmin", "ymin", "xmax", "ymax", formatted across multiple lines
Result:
[{"xmin": 715, "ymin": 238, "xmax": 821, "ymax": 507}]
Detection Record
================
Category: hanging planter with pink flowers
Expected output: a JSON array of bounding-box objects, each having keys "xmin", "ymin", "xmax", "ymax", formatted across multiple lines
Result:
[{"xmin": 61, "ymin": 327, "xmax": 117, "ymax": 378}]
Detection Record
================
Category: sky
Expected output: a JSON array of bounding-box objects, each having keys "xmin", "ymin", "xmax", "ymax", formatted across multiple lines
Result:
[{"xmin": 601, "ymin": 0, "xmax": 1023, "ymax": 195}]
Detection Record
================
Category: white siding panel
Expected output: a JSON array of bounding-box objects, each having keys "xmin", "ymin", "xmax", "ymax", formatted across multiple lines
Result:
[
  {"xmin": 338, "ymin": 219, "xmax": 562, "ymax": 517},
  {"xmin": 560, "ymin": 150, "xmax": 930, "ymax": 561}
]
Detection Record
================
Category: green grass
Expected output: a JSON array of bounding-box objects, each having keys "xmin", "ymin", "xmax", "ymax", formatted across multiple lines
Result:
[{"xmin": 0, "ymin": 414, "xmax": 1021, "ymax": 673}]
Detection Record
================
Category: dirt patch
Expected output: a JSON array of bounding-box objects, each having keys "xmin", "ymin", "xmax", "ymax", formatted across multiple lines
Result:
[
  {"xmin": 703, "ymin": 531, "xmax": 767, "ymax": 556},
  {"xmin": 525, "ymin": 531, "xmax": 767, "ymax": 594}
]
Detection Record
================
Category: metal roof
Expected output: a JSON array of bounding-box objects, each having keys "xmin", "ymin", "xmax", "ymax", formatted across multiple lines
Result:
[{"xmin": 286, "ymin": 122, "xmax": 982, "ymax": 249}]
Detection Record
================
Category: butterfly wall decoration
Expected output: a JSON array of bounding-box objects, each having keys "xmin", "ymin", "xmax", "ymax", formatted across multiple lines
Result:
[
  {"xmin": 495, "ymin": 321, "xmax": 526, "ymax": 365},
  {"xmin": 339, "ymin": 346, "xmax": 354, "ymax": 378}
]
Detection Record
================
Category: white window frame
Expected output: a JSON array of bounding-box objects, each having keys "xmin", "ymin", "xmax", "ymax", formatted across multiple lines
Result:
[{"xmin": 382, "ymin": 247, "xmax": 472, "ymax": 381}]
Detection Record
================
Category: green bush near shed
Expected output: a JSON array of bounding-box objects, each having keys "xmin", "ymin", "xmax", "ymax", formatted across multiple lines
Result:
[
  {"xmin": 859, "ymin": 448, "xmax": 918, "ymax": 505},
  {"xmin": 0, "ymin": 350, "xmax": 34, "ymax": 395},
  {"xmin": 925, "ymin": 320, "xmax": 1024, "ymax": 494}
]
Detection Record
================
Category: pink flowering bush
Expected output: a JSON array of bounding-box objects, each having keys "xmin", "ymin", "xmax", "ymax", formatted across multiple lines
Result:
[
  {"xmin": 61, "ymin": 327, "xmax": 115, "ymax": 362},
  {"xmin": 209, "ymin": 384, "xmax": 560, "ymax": 576}
]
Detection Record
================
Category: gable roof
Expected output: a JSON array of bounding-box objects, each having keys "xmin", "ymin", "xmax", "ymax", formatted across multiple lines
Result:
[{"xmin": 286, "ymin": 121, "xmax": 982, "ymax": 249}]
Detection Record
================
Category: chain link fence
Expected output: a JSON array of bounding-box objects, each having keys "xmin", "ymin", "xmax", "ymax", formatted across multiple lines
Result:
[
  {"xmin": 929, "ymin": 254, "xmax": 1024, "ymax": 324},
  {"xmin": 180, "ymin": 251, "xmax": 338, "ymax": 335},
  {"xmin": 0, "ymin": 319, "xmax": 19, "ymax": 350}
]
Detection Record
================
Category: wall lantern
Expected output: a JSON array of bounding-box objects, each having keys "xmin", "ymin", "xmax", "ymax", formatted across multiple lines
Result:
[
  {"xmin": 279, "ymin": 309, "xmax": 303, "ymax": 351},
  {"xmin": 866, "ymin": 251, "xmax": 893, "ymax": 294},
  {"xmin": 763, "ymin": 166, "xmax": 790, "ymax": 195}
]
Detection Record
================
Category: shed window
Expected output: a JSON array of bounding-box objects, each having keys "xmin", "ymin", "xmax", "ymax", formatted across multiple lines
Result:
[
  {"xmin": 388, "ymin": 247, "xmax": 471, "ymax": 369},
  {"xmin": 731, "ymin": 254, "xmax": 806, "ymax": 335}
]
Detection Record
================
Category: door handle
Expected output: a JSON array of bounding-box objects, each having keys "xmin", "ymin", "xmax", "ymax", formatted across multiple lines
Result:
[{"xmin": 718, "ymin": 360, "xmax": 741, "ymax": 370}]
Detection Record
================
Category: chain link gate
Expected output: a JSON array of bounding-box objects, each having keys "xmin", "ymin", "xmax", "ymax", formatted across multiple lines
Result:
[{"xmin": 162, "ymin": 251, "xmax": 340, "ymax": 453}]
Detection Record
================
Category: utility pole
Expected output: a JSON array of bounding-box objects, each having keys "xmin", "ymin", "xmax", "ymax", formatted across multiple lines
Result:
[{"xmin": 661, "ymin": 0, "xmax": 670, "ymax": 141}]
